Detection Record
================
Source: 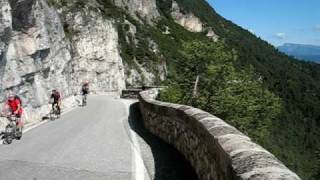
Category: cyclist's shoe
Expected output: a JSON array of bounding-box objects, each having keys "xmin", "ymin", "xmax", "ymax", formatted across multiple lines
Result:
[
  {"xmin": 15, "ymin": 127, "xmax": 22, "ymax": 140},
  {"xmin": 16, "ymin": 132, "xmax": 22, "ymax": 140}
]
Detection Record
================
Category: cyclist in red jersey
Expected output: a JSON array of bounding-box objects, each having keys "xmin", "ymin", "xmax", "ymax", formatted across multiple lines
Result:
[{"xmin": 3, "ymin": 93, "xmax": 24, "ymax": 134}]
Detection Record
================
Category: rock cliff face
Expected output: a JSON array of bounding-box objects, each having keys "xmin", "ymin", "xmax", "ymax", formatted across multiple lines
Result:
[
  {"xmin": 63, "ymin": 9, "xmax": 126, "ymax": 93},
  {"xmin": 0, "ymin": 0, "xmax": 210, "ymax": 124},
  {"xmin": 171, "ymin": 1, "xmax": 203, "ymax": 32},
  {"xmin": 0, "ymin": 0, "xmax": 74, "ymax": 126},
  {"xmin": 170, "ymin": 1, "xmax": 218, "ymax": 41},
  {"xmin": 114, "ymin": 0, "xmax": 160, "ymax": 23}
]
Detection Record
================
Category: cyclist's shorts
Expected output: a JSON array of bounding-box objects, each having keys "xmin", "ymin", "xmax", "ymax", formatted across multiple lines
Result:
[{"xmin": 11, "ymin": 110, "xmax": 22, "ymax": 118}]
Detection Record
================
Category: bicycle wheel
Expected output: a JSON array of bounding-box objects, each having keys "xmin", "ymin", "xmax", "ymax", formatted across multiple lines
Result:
[
  {"xmin": 55, "ymin": 109, "xmax": 60, "ymax": 119},
  {"xmin": 15, "ymin": 127, "xmax": 23, "ymax": 140},
  {"xmin": 4, "ymin": 127, "xmax": 13, "ymax": 144},
  {"xmin": 50, "ymin": 111, "xmax": 55, "ymax": 121},
  {"xmin": 4, "ymin": 136, "xmax": 13, "ymax": 144},
  {"xmin": 16, "ymin": 133, "xmax": 22, "ymax": 140},
  {"xmin": 82, "ymin": 95, "xmax": 87, "ymax": 106}
]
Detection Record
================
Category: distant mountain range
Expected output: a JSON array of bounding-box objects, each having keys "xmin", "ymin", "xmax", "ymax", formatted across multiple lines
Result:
[{"xmin": 278, "ymin": 43, "xmax": 320, "ymax": 63}]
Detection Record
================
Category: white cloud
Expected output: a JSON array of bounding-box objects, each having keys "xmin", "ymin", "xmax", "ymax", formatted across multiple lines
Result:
[
  {"xmin": 314, "ymin": 25, "xmax": 320, "ymax": 32},
  {"xmin": 275, "ymin": 32, "xmax": 287, "ymax": 39}
]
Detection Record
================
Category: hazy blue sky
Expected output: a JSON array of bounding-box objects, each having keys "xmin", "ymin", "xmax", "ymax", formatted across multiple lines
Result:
[{"xmin": 207, "ymin": 0, "xmax": 320, "ymax": 46}]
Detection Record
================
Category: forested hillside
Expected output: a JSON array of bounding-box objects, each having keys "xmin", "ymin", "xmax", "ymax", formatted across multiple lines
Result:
[{"xmin": 154, "ymin": 0, "xmax": 320, "ymax": 179}]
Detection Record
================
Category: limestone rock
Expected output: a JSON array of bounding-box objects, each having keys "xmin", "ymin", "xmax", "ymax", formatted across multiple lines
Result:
[
  {"xmin": 0, "ymin": 0, "xmax": 72, "ymax": 127},
  {"xmin": 114, "ymin": 0, "xmax": 160, "ymax": 23},
  {"xmin": 0, "ymin": 0, "xmax": 163, "ymax": 129},
  {"xmin": 171, "ymin": 1, "xmax": 203, "ymax": 32},
  {"xmin": 64, "ymin": 9, "xmax": 126, "ymax": 93},
  {"xmin": 170, "ymin": 1, "xmax": 219, "ymax": 41}
]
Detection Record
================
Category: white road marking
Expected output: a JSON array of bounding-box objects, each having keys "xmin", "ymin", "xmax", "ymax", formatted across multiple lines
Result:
[
  {"xmin": 23, "ymin": 105, "xmax": 77, "ymax": 134},
  {"xmin": 23, "ymin": 120, "xmax": 49, "ymax": 133},
  {"xmin": 121, "ymin": 99, "xmax": 149, "ymax": 180},
  {"xmin": 0, "ymin": 106, "xmax": 78, "ymax": 144},
  {"xmin": 131, "ymin": 130, "xmax": 147, "ymax": 180},
  {"xmin": 1, "ymin": 96, "xmax": 115, "ymax": 144}
]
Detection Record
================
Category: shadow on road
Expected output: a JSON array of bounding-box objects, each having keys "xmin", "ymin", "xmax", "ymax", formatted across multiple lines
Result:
[{"xmin": 128, "ymin": 102, "xmax": 198, "ymax": 180}]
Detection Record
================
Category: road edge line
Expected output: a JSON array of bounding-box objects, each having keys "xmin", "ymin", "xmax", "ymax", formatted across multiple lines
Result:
[{"xmin": 120, "ymin": 99, "xmax": 151, "ymax": 180}]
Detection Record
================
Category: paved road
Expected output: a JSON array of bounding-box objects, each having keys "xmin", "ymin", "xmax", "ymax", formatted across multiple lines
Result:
[{"xmin": 0, "ymin": 95, "xmax": 198, "ymax": 180}]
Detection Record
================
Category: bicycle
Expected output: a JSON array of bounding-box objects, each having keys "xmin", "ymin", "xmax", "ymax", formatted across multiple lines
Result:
[
  {"xmin": 0, "ymin": 114, "xmax": 22, "ymax": 144},
  {"xmin": 82, "ymin": 94, "xmax": 87, "ymax": 107},
  {"xmin": 49, "ymin": 103, "xmax": 60, "ymax": 120}
]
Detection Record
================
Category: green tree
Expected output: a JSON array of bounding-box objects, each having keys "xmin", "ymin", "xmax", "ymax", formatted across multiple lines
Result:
[{"xmin": 160, "ymin": 40, "xmax": 282, "ymax": 143}]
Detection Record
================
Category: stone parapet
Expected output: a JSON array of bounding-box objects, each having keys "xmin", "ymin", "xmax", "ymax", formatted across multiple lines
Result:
[{"xmin": 139, "ymin": 89, "xmax": 300, "ymax": 180}]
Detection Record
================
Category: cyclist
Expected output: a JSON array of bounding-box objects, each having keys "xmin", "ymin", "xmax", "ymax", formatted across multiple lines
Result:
[
  {"xmin": 2, "ymin": 93, "xmax": 24, "ymax": 137},
  {"xmin": 81, "ymin": 81, "xmax": 90, "ymax": 95},
  {"xmin": 50, "ymin": 89, "xmax": 61, "ymax": 115},
  {"xmin": 81, "ymin": 81, "xmax": 90, "ymax": 106}
]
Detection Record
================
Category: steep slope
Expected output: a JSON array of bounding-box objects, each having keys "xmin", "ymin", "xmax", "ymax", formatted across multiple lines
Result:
[{"xmin": 153, "ymin": 0, "xmax": 320, "ymax": 179}]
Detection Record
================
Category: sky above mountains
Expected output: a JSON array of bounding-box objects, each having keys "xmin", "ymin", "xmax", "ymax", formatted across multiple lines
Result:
[{"xmin": 208, "ymin": 0, "xmax": 320, "ymax": 46}]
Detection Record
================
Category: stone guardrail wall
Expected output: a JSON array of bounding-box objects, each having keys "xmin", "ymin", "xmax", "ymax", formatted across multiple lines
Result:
[
  {"xmin": 138, "ymin": 89, "xmax": 300, "ymax": 180},
  {"xmin": 121, "ymin": 89, "xmax": 142, "ymax": 99},
  {"xmin": 121, "ymin": 86, "xmax": 167, "ymax": 99}
]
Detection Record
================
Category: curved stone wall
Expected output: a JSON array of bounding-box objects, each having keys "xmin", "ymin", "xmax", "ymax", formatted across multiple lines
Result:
[{"xmin": 138, "ymin": 89, "xmax": 300, "ymax": 180}]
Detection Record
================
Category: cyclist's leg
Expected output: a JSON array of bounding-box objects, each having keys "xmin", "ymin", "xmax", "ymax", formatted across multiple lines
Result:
[
  {"xmin": 53, "ymin": 102, "xmax": 58, "ymax": 113},
  {"xmin": 57, "ymin": 103, "xmax": 61, "ymax": 114},
  {"xmin": 15, "ymin": 114, "xmax": 23, "ymax": 133},
  {"xmin": 82, "ymin": 93, "xmax": 86, "ymax": 105},
  {"xmin": 51, "ymin": 103, "xmax": 55, "ymax": 112},
  {"xmin": 50, "ymin": 103, "xmax": 55, "ymax": 120}
]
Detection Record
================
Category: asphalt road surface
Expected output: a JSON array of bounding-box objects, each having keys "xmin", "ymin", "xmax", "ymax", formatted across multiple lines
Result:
[{"xmin": 0, "ymin": 95, "xmax": 197, "ymax": 180}]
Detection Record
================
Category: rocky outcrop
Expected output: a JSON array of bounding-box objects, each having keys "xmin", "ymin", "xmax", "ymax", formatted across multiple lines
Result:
[
  {"xmin": 171, "ymin": 1, "xmax": 203, "ymax": 32},
  {"xmin": 171, "ymin": 1, "xmax": 219, "ymax": 41},
  {"xmin": 0, "ymin": 0, "xmax": 11, "ymax": 86},
  {"xmin": 114, "ymin": 0, "xmax": 160, "ymax": 23},
  {"xmin": 0, "ymin": 0, "xmax": 74, "ymax": 127},
  {"xmin": 139, "ymin": 89, "xmax": 301, "ymax": 180},
  {"xmin": 125, "ymin": 57, "xmax": 166, "ymax": 87},
  {"xmin": 63, "ymin": 9, "xmax": 126, "ymax": 93},
  {"xmin": 206, "ymin": 28, "xmax": 219, "ymax": 42},
  {"xmin": 119, "ymin": 18, "xmax": 166, "ymax": 87}
]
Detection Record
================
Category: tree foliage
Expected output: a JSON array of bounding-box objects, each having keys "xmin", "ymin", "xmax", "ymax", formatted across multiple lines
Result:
[{"xmin": 160, "ymin": 40, "xmax": 282, "ymax": 142}]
